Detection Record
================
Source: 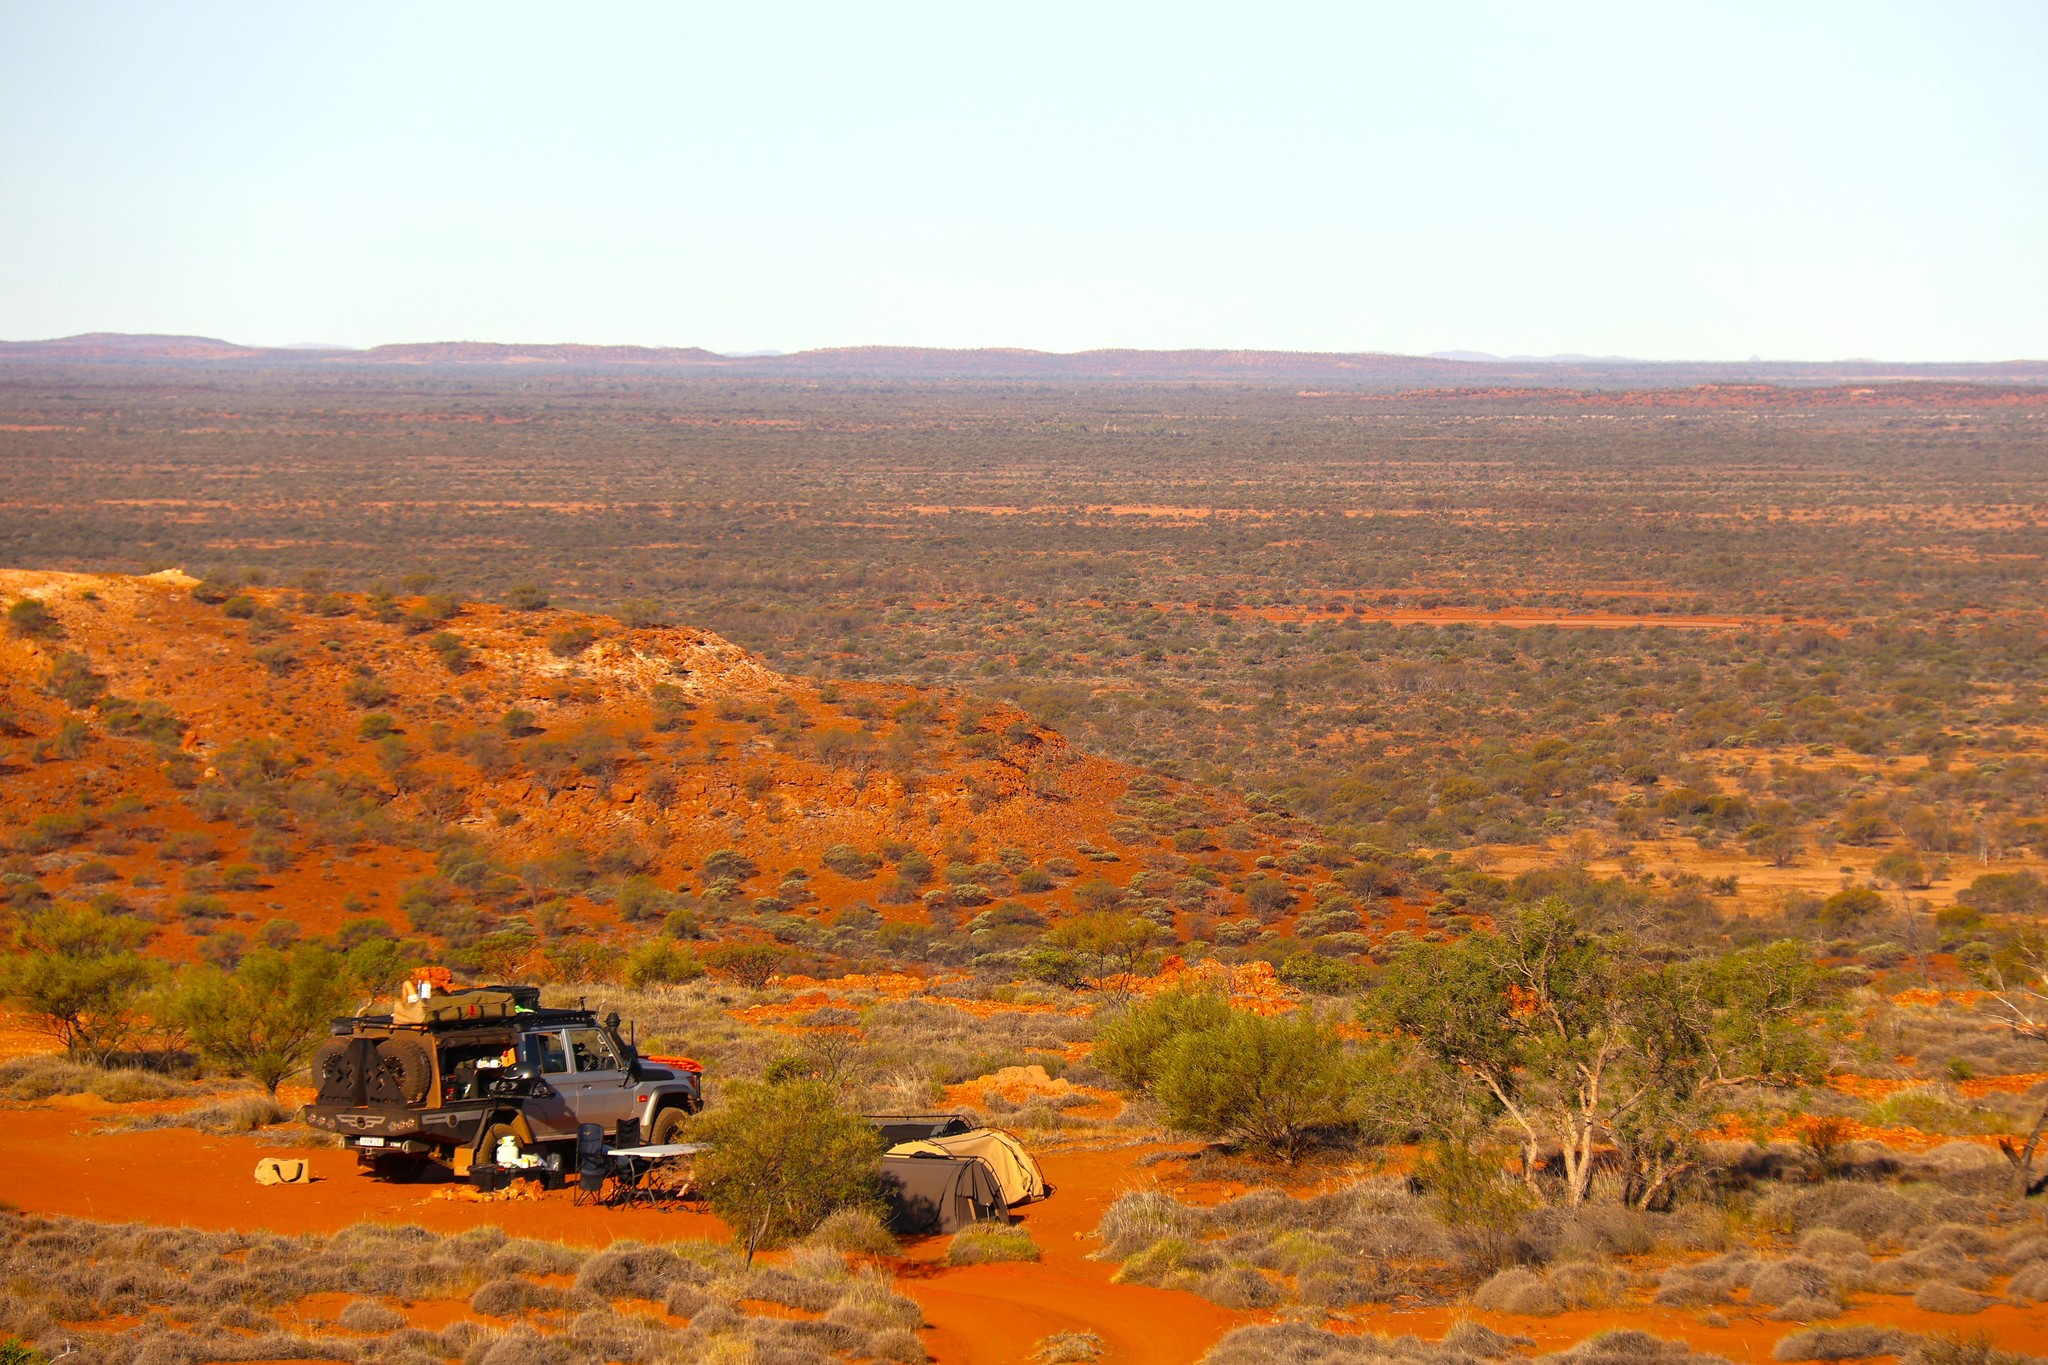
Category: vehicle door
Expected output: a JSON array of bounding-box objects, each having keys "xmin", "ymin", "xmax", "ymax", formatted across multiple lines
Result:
[
  {"xmin": 559, "ymin": 1025, "xmax": 638, "ymax": 1129},
  {"xmin": 519, "ymin": 1028, "xmax": 577, "ymax": 1139}
]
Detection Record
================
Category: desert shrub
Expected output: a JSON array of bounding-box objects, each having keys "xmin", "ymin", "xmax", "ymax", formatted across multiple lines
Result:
[
  {"xmin": 1913, "ymin": 1282, "xmax": 1990, "ymax": 1315},
  {"xmin": 109, "ymin": 1093, "xmax": 285, "ymax": 1134},
  {"xmin": 1033, "ymin": 1333, "xmax": 1106, "ymax": 1364},
  {"xmin": 337, "ymin": 1298, "xmax": 406, "ymax": 1332},
  {"xmin": 1907, "ymin": 1335, "xmax": 2039, "ymax": 1365},
  {"xmin": 702, "ymin": 941, "xmax": 786, "ymax": 989},
  {"xmin": 0, "ymin": 903, "xmax": 155, "ymax": 1061},
  {"xmin": 805, "ymin": 1207, "xmax": 899, "ymax": 1256},
  {"xmin": 1747, "ymin": 1257, "xmax": 1836, "ymax": 1309},
  {"xmin": 622, "ymin": 940, "xmax": 703, "ymax": 989},
  {"xmin": 1091, "ymin": 987, "xmax": 1233, "ymax": 1090},
  {"xmin": 1471, "ymin": 1266, "xmax": 1568, "ymax": 1316},
  {"xmin": 1443, "ymin": 1322, "xmax": 1534, "ymax": 1358},
  {"xmin": 2005, "ymin": 1262, "xmax": 2048, "ymax": 1301},
  {"xmin": 1774, "ymin": 1326, "xmax": 1920, "ymax": 1362},
  {"xmin": 694, "ymin": 1080, "xmax": 884, "ymax": 1263},
  {"xmin": 469, "ymin": 1276, "xmax": 586, "ymax": 1315},
  {"xmin": 1652, "ymin": 1251, "xmax": 1756, "ymax": 1308},
  {"xmin": 1148, "ymin": 1007, "xmax": 1357, "ymax": 1158},
  {"xmin": 573, "ymin": 1242, "xmax": 698, "ymax": 1299},
  {"xmin": 1546, "ymin": 1331, "xmax": 1737, "ymax": 1365},
  {"xmin": 945, "ymin": 1223, "xmax": 1039, "ymax": 1266}
]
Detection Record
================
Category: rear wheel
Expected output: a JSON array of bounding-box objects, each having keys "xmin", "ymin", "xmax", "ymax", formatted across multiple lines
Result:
[
  {"xmin": 362, "ymin": 1152, "xmax": 431, "ymax": 1183},
  {"xmin": 478, "ymin": 1120, "xmax": 526, "ymax": 1167}
]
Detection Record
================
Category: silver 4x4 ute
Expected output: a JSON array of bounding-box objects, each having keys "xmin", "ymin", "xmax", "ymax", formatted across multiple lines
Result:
[{"xmin": 299, "ymin": 984, "xmax": 703, "ymax": 1181}]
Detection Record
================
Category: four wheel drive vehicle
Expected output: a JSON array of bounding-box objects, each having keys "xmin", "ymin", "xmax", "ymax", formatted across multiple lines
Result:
[{"xmin": 299, "ymin": 984, "xmax": 703, "ymax": 1180}]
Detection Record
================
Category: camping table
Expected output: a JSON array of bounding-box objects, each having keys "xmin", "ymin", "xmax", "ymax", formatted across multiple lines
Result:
[{"xmin": 602, "ymin": 1143, "xmax": 708, "ymax": 1208}]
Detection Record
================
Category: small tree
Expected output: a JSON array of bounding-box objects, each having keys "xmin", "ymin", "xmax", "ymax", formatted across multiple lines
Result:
[
  {"xmin": 1093, "ymin": 987, "xmax": 1234, "ymax": 1091},
  {"xmin": 1151, "ymin": 1007, "xmax": 1358, "ymax": 1160},
  {"xmin": 704, "ymin": 941, "xmax": 786, "ymax": 990},
  {"xmin": 1038, "ymin": 912, "xmax": 1159, "ymax": 996},
  {"xmin": 693, "ymin": 1080, "xmax": 883, "ymax": 1264},
  {"xmin": 166, "ymin": 944, "xmax": 356, "ymax": 1092},
  {"xmin": 0, "ymin": 904, "xmax": 154, "ymax": 1062}
]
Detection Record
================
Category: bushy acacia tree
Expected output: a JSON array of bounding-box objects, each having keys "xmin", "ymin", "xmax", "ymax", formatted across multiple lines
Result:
[
  {"xmin": 694, "ymin": 1080, "xmax": 883, "ymax": 1264},
  {"xmin": 166, "ymin": 944, "xmax": 356, "ymax": 1093},
  {"xmin": 0, "ymin": 904, "xmax": 155, "ymax": 1062},
  {"xmin": 1370, "ymin": 901, "xmax": 1833, "ymax": 1207},
  {"xmin": 1096, "ymin": 987, "xmax": 1374, "ymax": 1160}
]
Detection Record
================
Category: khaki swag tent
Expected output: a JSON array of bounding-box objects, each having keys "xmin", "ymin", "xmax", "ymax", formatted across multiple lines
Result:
[
  {"xmin": 879, "ymin": 1154, "xmax": 1010, "ymax": 1234},
  {"xmin": 885, "ymin": 1127, "xmax": 1048, "ymax": 1207}
]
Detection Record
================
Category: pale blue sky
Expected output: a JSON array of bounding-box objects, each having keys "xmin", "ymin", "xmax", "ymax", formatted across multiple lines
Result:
[{"xmin": 2, "ymin": 2, "xmax": 2043, "ymax": 359}]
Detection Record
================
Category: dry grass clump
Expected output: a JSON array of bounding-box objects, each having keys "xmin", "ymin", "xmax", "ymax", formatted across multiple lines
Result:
[
  {"xmin": 0, "ymin": 1209, "xmax": 926, "ymax": 1365},
  {"xmin": 0, "ymin": 1055, "xmax": 195, "ymax": 1103},
  {"xmin": 1912, "ymin": 1281, "xmax": 1991, "ymax": 1315},
  {"xmin": 1773, "ymin": 1325, "xmax": 1921, "ymax": 1361},
  {"xmin": 334, "ymin": 1297, "xmax": 406, "ymax": 1332},
  {"xmin": 1472, "ymin": 1268, "xmax": 1569, "ymax": 1317},
  {"xmin": 1747, "ymin": 1257, "xmax": 1840, "ymax": 1321},
  {"xmin": 104, "ymin": 1092, "xmax": 285, "ymax": 1134},
  {"xmin": 945, "ymin": 1222, "xmax": 1040, "ymax": 1265},
  {"xmin": 1034, "ymin": 1331, "xmax": 1107, "ymax": 1362},
  {"xmin": 1200, "ymin": 1324, "xmax": 1728, "ymax": 1365},
  {"xmin": 1099, "ymin": 1179, "xmax": 1460, "ymax": 1310},
  {"xmin": 1540, "ymin": 1330, "xmax": 1734, "ymax": 1365}
]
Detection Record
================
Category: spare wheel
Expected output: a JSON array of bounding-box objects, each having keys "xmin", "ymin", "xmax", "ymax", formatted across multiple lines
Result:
[
  {"xmin": 312, "ymin": 1037, "xmax": 358, "ymax": 1098},
  {"xmin": 375, "ymin": 1034, "xmax": 434, "ymax": 1105}
]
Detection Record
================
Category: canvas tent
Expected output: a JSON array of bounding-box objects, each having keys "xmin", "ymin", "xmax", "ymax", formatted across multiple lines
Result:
[
  {"xmin": 865, "ymin": 1113, "xmax": 972, "ymax": 1146},
  {"xmin": 879, "ymin": 1154, "xmax": 1010, "ymax": 1234},
  {"xmin": 885, "ymin": 1126, "xmax": 1048, "ymax": 1207}
]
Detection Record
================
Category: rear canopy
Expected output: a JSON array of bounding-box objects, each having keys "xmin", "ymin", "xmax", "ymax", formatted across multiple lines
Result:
[
  {"xmin": 885, "ymin": 1127, "xmax": 1047, "ymax": 1206},
  {"xmin": 879, "ymin": 1154, "xmax": 1011, "ymax": 1234}
]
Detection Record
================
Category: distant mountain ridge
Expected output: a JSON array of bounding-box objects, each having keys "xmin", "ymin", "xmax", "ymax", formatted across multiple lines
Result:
[{"xmin": 2, "ymin": 332, "xmax": 2043, "ymax": 388}]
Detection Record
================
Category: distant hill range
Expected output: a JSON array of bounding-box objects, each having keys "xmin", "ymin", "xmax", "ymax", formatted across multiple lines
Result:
[{"xmin": 3, "ymin": 332, "xmax": 2043, "ymax": 389}]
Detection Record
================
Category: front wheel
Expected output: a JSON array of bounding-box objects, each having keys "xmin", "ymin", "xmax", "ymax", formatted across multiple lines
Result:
[{"xmin": 648, "ymin": 1107, "xmax": 690, "ymax": 1145}]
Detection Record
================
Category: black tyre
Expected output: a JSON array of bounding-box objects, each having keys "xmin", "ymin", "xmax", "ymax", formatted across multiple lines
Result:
[
  {"xmin": 375, "ymin": 1034, "xmax": 433, "ymax": 1106},
  {"xmin": 363, "ymin": 1152, "xmax": 431, "ymax": 1183},
  {"xmin": 648, "ymin": 1106, "xmax": 689, "ymax": 1145},
  {"xmin": 312, "ymin": 1038, "xmax": 357, "ymax": 1101}
]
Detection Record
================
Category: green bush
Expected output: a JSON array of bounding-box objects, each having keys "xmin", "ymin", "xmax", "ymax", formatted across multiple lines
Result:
[
  {"xmin": 1151, "ymin": 1008, "xmax": 1357, "ymax": 1159},
  {"xmin": 624, "ymin": 940, "xmax": 705, "ymax": 989},
  {"xmin": 694, "ymin": 1080, "xmax": 884, "ymax": 1263},
  {"xmin": 1094, "ymin": 988, "xmax": 1233, "ymax": 1091},
  {"xmin": 947, "ymin": 1223, "xmax": 1041, "ymax": 1265}
]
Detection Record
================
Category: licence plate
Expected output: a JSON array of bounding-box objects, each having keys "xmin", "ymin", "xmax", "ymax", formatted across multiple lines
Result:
[{"xmin": 356, "ymin": 1137, "xmax": 386, "ymax": 1148}]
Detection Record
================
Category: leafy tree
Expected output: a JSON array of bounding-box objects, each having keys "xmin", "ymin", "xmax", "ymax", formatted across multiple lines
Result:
[
  {"xmin": 0, "ymin": 904, "xmax": 155, "ymax": 1061},
  {"xmin": 1371, "ymin": 903, "xmax": 1833, "ymax": 1207},
  {"xmin": 166, "ymin": 945, "xmax": 356, "ymax": 1092},
  {"xmin": 1037, "ymin": 911, "xmax": 1159, "ymax": 995},
  {"xmin": 1151, "ymin": 1006, "xmax": 1359, "ymax": 1160},
  {"xmin": 692, "ymin": 1080, "xmax": 883, "ymax": 1263}
]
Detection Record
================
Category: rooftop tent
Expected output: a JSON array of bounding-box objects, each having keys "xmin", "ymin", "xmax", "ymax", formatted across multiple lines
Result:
[
  {"xmin": 886, "ymin": 1127, "xmax": 1048, "ymax": 1207},
  {"xmin": 879, "ymin": 1154, "xmax": 1011, "ymax": 1235}
]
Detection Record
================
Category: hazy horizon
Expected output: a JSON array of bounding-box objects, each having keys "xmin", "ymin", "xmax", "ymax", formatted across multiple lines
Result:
[{"xmin": 4, "ymin": 2, "xmax": 2045, "ymax": 361}]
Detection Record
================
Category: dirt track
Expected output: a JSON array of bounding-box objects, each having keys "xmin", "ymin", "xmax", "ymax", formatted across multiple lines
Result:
[{"xmin": 8, "ymin": 1097, "xmax": 2048, "ymax": 1362}]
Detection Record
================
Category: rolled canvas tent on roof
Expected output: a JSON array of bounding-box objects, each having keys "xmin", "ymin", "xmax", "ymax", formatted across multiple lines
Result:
[
  {"xmin": 885, "ymin": 1126, "xmax": 1048, "ymax": 1207},
  {"xmin": 879, "ymin": 1154, "xmax": 1010, "ymax": 1235}
]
